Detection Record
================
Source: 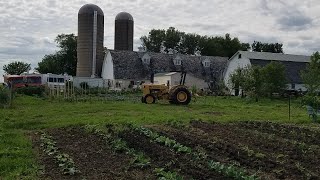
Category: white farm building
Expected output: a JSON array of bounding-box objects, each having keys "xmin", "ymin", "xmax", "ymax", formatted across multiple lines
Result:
[{"xmin": 224, "ymin": 51, "xmax": 311, "ymax": 95}]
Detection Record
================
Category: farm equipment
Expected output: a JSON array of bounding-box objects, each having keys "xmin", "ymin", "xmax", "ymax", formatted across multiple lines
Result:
[{"xmin": 141, "ymin": 72, "xmax": 192, "ymax": 105}]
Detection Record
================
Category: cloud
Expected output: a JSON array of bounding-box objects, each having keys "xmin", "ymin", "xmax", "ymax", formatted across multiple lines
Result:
[
  {"xmin": 259, "ymin": 0, "xmax": 314, "ymax": 31},
  {"xmin": 277, "ymin": 12, "xmax": 313, "ymax": 31},
  {"xmin": 0, "ymin": 0, "xmax": 320, "ymax": 82}
]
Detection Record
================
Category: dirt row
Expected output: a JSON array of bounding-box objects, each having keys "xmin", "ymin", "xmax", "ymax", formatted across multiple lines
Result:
[
  {"xmin": 119, "ymin": 129, "xmax": 229, "ymax": 180},
  {"xmin": 236, "ymin": 121, "xmax": 320, "ymax": 145},
  {"xmin": 32, "ymin": 127, "xmax": 155, "ymax": 180}
]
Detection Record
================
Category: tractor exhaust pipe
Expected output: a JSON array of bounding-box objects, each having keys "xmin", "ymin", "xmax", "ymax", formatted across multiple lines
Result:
[{"xmin": 150, "ymin": 73, "xmax": 154, "ymax": 84}]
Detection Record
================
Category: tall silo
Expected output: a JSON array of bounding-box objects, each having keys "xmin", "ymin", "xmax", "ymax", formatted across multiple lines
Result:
[
  {"xmin": 114, "ymin": 12, "xmax": 134, "ymax": 51},
  {"xmin": 77, "ymin": 4, "xmax": 104, "ymax": 77}
]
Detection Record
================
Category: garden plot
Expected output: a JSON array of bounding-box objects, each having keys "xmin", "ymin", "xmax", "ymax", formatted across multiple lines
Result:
[
  {"xmin": 32, "ymin": 127, "xmax": 155, "ymax": 180},
  {"xmin": 149, "ymin": 121, "xmax": 320, "ymax": 179},
  {"xmin": 32, "ymin": 121, "xmax": 320, "ymax": 179}
]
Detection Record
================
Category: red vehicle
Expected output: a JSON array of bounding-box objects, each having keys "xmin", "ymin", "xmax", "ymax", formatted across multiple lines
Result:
[{"xmin": 4, "ymin": 75, "xmax": 42, "ymax": 89}]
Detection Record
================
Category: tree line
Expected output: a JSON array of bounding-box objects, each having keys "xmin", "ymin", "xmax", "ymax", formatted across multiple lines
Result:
[{"xmin": 141, "ymin": 27, "xmax": 283, "ymax": 57}]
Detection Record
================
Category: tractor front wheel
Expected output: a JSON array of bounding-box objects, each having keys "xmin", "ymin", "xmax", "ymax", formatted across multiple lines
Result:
[
  {"xmin": 170, "ymin": 87, "xmax": 191, "ymax": 105},
  {"xmin": 144, "ymin": 94, "xmax": 156, "ymax": 104}
]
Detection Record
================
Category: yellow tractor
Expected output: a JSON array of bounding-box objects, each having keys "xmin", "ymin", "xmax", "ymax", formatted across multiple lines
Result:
[{"xmin": 141, "ymin": 72, "xmax": 192, "ymax": 105}]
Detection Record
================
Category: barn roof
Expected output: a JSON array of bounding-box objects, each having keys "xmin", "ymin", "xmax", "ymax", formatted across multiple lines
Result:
[
  {"xmin": 250, "ymin": 59, "xmax": 307, "ymax": 84},
  {"xmin": 229, "ymin": 51, "xmax": 311, "ymax": 84},
  {"xmin": 108, "ymin": 50, "xmax": 228, "ymax": 82},
  {"xmin": 233, "ymin": 51, "xmax": 311, "ymax": 62}
]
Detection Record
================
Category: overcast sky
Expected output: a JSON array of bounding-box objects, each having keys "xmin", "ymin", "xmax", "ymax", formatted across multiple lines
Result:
[{"xmin": 0, "ymin": 0, "xmax": 319, "ymax": 82}]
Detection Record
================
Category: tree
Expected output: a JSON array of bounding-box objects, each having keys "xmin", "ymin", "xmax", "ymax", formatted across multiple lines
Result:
[
  {"xmin": 140, "ymin": 29, "xmax": 166, "ymax": 53},
  {"xmin": 229, "ymin": 67, "xmax": 246, "ymax": 96},
  {"xmin": 301, "ymin": 52, "xmax": 320, "ymax": 95},
  {"xmin": 36, "ymin": 34, "xmax": 77, "ymax": 75},
  {"xmin": 261, "ymin": 61, "xmax": 287, "ymax": 96},
  {"xmin": 179, "ymin": 33, "xmax": 201, "ymax": 55},
  {"xmin": 163, "ymin": 27, "xmax": 184, "ymax": 53},
  {"xmin": 251, "ymin": 41, "xmax": 283, "ymax": 53},
  {"xmin": 141, "ymin": 27, "xmax": 249, "ymax": 57},
  {"xmin": 3, "ymin": 61, "xmax": 31, "ymax": 75},
  {"xmin": 229, "ymin": 62, "xmax": 286, "ymax": 99},
  {"xmin": 242, "ymin": 66, "xmax": 264, "ymax": 101}
]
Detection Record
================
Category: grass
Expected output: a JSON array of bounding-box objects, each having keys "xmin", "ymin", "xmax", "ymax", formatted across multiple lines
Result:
[{"xmin": 0, "ymin": 94, "xmax": 313, "ymax": 179}]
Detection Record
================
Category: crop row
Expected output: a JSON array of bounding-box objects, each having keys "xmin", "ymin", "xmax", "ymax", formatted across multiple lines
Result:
[
  {"xmin": 84, "ymin": 125, "xmax": 183, "ymax": 179},
  {"xmin": 134, "ymin": 126, "xmax": 259, "ymax": 180},
  {"xmin": 236, "ymin": 121, "xmax": 320, "ymax": 145},
  {"xmin": 40, "ymin": 132, "xmax": 79, "ymax": 175}
]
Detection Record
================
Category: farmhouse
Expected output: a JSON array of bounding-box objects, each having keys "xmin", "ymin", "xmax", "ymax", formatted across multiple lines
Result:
[
  {"xmin": 224, "ymin": 51, "xmax": 311, "ymax": 95},
  {"xmin": 101, "ymin": 50, "xmax": 228, "ymax": 91}
]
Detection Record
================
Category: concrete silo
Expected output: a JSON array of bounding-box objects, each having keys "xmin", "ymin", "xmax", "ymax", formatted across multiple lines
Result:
[
  {"xmin": 114, "ymin": 12, "xmax": 134, "ymax": 51},
  {"xmin": 77, "ymin": 4, "xmax": 104, "ymax": 77}
]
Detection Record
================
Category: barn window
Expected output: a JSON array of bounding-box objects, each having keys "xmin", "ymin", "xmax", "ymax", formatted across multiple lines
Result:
[
  {"xmin": 291, "ymin": 83, "xmax": 295, "ymax": 89},
  {"xmin": 173, "ymin": 56, "xmax": 182, "ymax": 66},
  {"xmin": 203, "ymin": 60, "xmax": 210, "ymax": 67},
  {"xmin": 238, "ymin": 54, "xmax": 242, "ymax": 59},
  {"xmin": 142, "ymin": 53, "xmax": 151, "ymax": 65}
]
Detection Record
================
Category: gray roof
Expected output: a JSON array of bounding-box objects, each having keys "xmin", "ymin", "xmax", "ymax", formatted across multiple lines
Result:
[
  {"xmin": 235, "ymin": 51, "xmax": 311, "ymax": 62},
  {"xmin": 115, "ymin": 12, "xmax": 134, "ymax": 21},
  {"xmin": 78, "ymin": 4, "xmax": 104, "ymax": 16},
  {"xmin": 109, "ymin": 50, "xmax": 228, "ymax": 82},
  {"xmin": 250, "ymin": 59, "xmax": 307, "ymax": 84}
]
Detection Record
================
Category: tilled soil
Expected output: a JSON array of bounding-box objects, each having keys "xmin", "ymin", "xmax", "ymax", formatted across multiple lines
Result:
[
  {"xmin": 150, "ymin": 121, "xmax": 320, "ymax": 180},
  {"xmin": 31, "ymin": 127, "xmax": 155, "ymax": 180},
  {"xmin": 119, "ymin": 129, "xmax": 230, "ymax": 180},
  {"xmin": 31, "ymin": 121, "xmax": 320, "ymax": 180}
]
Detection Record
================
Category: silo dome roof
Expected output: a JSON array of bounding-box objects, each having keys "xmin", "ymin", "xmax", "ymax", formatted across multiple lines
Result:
[
  {"xmin": 78, "ymin": 4, "xmax": 104, "ymax": 16},
  {"xmin": 115, "ymin": 12, "xmax": 134, "ymax": 21}
]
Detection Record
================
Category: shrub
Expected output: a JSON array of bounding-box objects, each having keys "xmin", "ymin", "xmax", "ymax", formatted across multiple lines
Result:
[
  {"xmin": 16, "ymin": 86, "xmax": 45, "ymax": 96},
  {"xmin": 0, "ymin": 88, "xmax": 10, "ymax": 107}
]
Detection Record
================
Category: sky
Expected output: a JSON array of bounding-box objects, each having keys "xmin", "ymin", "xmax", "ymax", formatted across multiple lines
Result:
[{"xmin": 0, "ymin": 0, "xmax": 320, "ymax": 82}]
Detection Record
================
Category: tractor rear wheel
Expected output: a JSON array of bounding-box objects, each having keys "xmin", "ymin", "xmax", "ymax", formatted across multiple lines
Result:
[
  {"xmin": 170, "ymin": 87, "xmax": 191, "ymax": 105},
  {"xmin": 144, "ymin": 94, "xmax": 156, "ymax": 104}
]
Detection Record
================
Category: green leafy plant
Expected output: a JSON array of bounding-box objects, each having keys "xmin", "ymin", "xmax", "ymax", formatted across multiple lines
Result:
[
  {"xmin": 56, "ymin": 153, "xmax": 79, "ymax": 175},
  {"xmin": 131, "ymin": 153, "xmax": 151, "ymax": 168},
  {"xmin": 208, "ymin": 161, "xmax": 258, "ymax": 180},
  {"xmin": 111, "ymin": 138, "xmax": 128, "ymax": 152},
  {"xmin": 154, "ymin": 168, "xmax": 183, "ymax": 180},
  {"xmin": 40, "ymin": 133, "xmax": 79, "ymax": 175}
]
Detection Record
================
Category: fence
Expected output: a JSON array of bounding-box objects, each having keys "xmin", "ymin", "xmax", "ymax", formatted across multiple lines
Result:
[{"xmin": 46, "ymin": 81, "xmax": 142, "ymax": 103}]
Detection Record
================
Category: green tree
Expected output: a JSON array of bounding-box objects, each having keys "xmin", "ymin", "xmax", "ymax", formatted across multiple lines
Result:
[
  {"xmin": 36, "ymin": 34, "xmax": 77, "ymax": 75},
  {"xmin": 199, "ymin": 34, "xmax": 248, "ymax": 57},
  {"xmin": 179, "ymin": 33, "xmax": 201, "ymax": 55},
  {"xmin": 140, "ymin": 29, "xmax": 166, "ymax": 53},
  {"xmin": 229, "ymin": 67, "xmax": 246, "ymax": 96},
  {"xmin": 301, "ymin": 52, "xmax": 320, "ymax": 95},
  {"xmin": 261, "ymin": 61, "xmax": 287, "ymax": 96},
  {"xmin": 141, "ymin": 27, "xmax": 249, "ymax": 57},
  {"xmin": 3, "ymin": 61, "xmax": 31, "ymax": 75},
  {"xmin": 230, "ymin": 62, "xmax": 286, "ymax": 99},
  {"xmin": 163, "ymin": 27, "xmax": 184, "ymax": 53},
  {"xmin": 251, "ymin": 41, "xmax": 283, "ymax": 53},
  {"xmin": 242, "ymin": 66, "xmax": 264, "ymax": 101}
]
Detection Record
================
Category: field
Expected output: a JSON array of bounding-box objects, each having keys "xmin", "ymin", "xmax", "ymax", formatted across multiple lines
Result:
[{"xmin": 1, "ymin": 94, "xmax": 320, "ymax": 179}]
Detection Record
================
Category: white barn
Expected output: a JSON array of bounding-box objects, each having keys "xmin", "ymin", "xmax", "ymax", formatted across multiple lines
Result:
[
  {"xmin": 101, "ymin": 50, "xmax": 228, "ymax": 91},
  {"xmin": 224, "ymin": 51, "xmax": 311, "ymax": 95}
]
